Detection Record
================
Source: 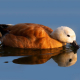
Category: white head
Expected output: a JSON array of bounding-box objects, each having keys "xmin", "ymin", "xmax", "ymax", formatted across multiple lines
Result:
[
  {"xmin": 50, "ymin": 26, "xmax": 76, "ymax": 43},
  {"xmin": 50, "ymin": 26, "xmax": 79, "ymax": 49}
]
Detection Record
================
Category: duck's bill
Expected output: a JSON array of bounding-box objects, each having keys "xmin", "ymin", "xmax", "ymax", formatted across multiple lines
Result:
[{"xmin": 70, "ymin": 41, "xmax": 79, "ymax": 49}]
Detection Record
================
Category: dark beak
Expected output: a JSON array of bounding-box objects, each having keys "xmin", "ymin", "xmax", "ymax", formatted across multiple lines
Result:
[{"xmin": 70, "ymin": 41, "xmax": 79, "ymax": 49}]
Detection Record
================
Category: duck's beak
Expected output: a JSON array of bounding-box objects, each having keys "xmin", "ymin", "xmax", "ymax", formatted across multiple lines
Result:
[{"xmin": 70, "ymin": 41, "xmax": 79, "ymax": 49}]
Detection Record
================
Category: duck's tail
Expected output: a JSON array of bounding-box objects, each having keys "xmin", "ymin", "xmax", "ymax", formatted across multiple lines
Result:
[{"xmin": 0, "ymin": 24, "xmax": 13, "ymax": 37}]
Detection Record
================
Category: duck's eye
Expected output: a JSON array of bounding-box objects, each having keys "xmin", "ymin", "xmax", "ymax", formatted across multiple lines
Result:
[
  {"xmin": 67, "ymin": 35, "xmax": 70, "ymax": 37},
  {"xmin": 69, "ymin": 59, "xmax": 72, "ymax": 62}
]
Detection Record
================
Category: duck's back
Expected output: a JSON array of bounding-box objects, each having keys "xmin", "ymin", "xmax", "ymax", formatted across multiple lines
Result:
[
  {"xmin": 2, "ymin": 23, "xmax": 63, "ymax": 49},
  {"xmin": 7, "ymin": 23, "xmax": 53, "ymax": 35}
]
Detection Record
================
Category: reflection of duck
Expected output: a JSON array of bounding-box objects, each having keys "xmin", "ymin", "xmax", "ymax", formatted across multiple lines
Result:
[
  {"xmin": 0, "ymin": 46, "xmax": 63, "ymax": 56},
  {"xmin": 11, "ymin": 47, "xmax": 77, "ymax": 67},
  {"xmin": 52, "ymin": 50, "xmax": 77, "ymax": 67},
  {"xmin": 0, "ymin": 23, "xmax": 79, "ymax": 49},
  {"xmin": 13, "ymin": 54, "xmax": 53, "ymax": 64},
  {"xmin": 12, "ymin": 48, "xmax": 63, "ymax": 64},
  {"xmin": 0, "ymin": 46, "xmax": 63, "ymax": 64}
]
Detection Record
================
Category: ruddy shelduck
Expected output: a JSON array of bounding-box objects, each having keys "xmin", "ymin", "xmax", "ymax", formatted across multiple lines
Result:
[{"xmin": 0, "ymin": 23, "xmax": 79, "ymax": 49}]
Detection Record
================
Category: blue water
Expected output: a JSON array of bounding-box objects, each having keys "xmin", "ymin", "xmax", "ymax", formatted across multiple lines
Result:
[{"xmin": 0, "ymin": 0, "xmax": 80, "ymax": 80}]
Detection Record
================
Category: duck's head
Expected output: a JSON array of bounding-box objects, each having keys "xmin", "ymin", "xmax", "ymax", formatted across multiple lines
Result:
[{"xmin": 50, "ymin": 26, "xmax": 79, "ymax": 49}]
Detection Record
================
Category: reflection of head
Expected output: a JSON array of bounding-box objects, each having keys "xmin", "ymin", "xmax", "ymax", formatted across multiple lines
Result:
[{"xmin": 52, "ymin": 51, "xmax": 77, "ymax": 67}]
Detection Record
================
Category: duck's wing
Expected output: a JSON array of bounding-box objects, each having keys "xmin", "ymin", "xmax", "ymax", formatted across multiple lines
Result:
[
  {"xmin": 7, "ymin": 23, "xmax": 53, "ymax": 37},
  {"xmin": 2, "ymin": 23, "xmax": 54, "ymax": 48}
]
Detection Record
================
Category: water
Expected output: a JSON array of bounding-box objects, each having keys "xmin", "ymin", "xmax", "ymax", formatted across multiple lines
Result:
[
  {"xmin": 0, "ymin": 45, "xmax": 79, "ymax": 80},
  {"xmin": 0, "ymin": 0, "xmax": 80, "ymax": 80}
]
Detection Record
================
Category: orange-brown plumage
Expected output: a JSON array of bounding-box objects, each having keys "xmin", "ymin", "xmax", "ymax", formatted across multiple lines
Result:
[{"xmin": 2, "ymin": 23, "xmax": 63, "ymax": 49}]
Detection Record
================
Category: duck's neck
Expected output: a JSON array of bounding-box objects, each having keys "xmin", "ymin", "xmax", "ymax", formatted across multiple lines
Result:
[{"xmin": 50, "ymin": 31, "xmax": 66, "ymax": 46}]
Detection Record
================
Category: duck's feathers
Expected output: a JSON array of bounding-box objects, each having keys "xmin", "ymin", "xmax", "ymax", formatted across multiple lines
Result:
[{"xmin": 2, "ymin": 23, "xmax": 63, "ymax": 49}]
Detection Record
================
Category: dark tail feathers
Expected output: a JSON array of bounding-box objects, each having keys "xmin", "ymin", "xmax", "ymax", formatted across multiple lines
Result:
[{"xmin": 0, "ymin": 24, "xmax": 12, "ymax": 37}]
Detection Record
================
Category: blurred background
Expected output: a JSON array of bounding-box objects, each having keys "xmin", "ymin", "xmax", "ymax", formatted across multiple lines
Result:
[{"xmin": 0, "ymin": 0, "xmax": 80, "ymax": 27}]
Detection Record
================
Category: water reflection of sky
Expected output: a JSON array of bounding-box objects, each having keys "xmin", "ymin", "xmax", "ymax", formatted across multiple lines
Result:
[{"xmin": 0, "ymin": 0, "xmax": 80, "ymax": 80}]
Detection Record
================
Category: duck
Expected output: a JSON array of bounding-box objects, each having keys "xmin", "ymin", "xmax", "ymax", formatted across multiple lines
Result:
[{"xmin": 0, "ymin": 23, "xmax": 79, "ymax": 49}]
